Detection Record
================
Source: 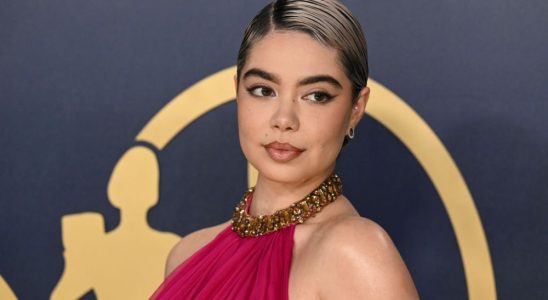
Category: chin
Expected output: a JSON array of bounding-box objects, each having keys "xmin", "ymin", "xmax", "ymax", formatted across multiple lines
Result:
[
  {"xmin": 252, "ymin": 160, "xmax": 330, "ymax": 187},
  {"xmin": 245, "ymin": 154, "xmax": 298, "ymax": 183},
  {"xmin": 257, "ymin": 164, "xmax": 305, "ymax": 184}
]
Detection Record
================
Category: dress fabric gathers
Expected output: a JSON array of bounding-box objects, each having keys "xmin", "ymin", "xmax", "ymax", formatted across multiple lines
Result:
[{"xmin": 150, "ymin": 198, "xmax": 296, "ymax": 299}]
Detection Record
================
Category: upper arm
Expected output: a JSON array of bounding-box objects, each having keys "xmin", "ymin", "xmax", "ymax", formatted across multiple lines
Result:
[
  {"xmin": 165, "ymin": 238, "xmax": 187, "ymax": 277},
  {"xmin": 319, "ymin": 218, "xmax": 419, "ymax": 299}
]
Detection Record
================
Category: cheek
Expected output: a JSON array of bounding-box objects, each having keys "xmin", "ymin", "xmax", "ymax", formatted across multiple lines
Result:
[
  {"xmin": 308, "ymin": 108, "xmax": 350, "ymax": 144},
  {"xmin": 237, "ymin": 105, "xmax": 254, "ymax": 162},
  {"xmin": 237, "ymin": 99, "xmax": 267, "ymax": 149},
  {"xmin": 238, "ymin": 102, "xmax": 255, "ymax": 132},
  {"xmin": 237, "ymin": 104, "xmax": 250, "ymax": 142}
]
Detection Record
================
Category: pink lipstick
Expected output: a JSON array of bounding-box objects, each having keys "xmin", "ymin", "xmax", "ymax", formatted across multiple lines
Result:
[{"xmin": 264, "ymin": 142, "xmax": 304, "ymax": 163}]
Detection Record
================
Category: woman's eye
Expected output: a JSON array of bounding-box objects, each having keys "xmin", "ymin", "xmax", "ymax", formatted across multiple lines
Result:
[
  {"xmin": 303, "ymin": 91, "xmax": 333, "ymax": 103},
  {"xmin": 248, "ymin": 86, "xmax": 276, "ymax": 97}
]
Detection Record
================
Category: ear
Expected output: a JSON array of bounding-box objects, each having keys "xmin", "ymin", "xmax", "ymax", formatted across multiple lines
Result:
[{"xmin": 349, "ymin": 86, "xmax": 370, "ymax": 129}]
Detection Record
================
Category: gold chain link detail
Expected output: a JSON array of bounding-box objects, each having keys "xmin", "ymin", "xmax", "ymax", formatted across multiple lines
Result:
[{"xmin": 231, "ymin": 174, "xmax": 342, "ymax": 237}]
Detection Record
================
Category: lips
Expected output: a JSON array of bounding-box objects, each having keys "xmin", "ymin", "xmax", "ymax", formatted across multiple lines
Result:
[{"xmin": 264, "ymin": 142, "xmax": 304, "ymax": 163}]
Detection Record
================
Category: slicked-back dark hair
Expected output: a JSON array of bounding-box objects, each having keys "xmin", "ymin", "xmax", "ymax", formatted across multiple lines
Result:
[{"xmin": 236, "ymin": 0, "xmax": 368, "ymax": 102}]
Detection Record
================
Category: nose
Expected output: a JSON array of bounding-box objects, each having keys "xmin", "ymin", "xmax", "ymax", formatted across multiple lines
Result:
[{"xmin": 270, "ymin": 98, "xmax": 299, "ymax": 132}]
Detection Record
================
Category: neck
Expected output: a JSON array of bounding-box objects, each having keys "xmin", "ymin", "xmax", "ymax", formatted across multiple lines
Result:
[{"xmin": 249, "ymin": 168, "xmax": 334, "ymax": 216}]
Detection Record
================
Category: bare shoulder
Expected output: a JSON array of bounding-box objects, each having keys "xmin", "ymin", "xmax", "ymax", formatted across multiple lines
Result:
[
  {"xmin": 165, "ymin": 220, "xmax": 231, "ymax": 277},
  {"xmin": 314, "ymin": 216, "xmax": 419, "ymax": 299}
]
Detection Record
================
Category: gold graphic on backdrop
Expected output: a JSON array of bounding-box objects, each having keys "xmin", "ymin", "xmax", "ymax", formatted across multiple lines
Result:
[
  {"xmin": 46, "ymin": 65, "xmax": 496, "ymax": 299},
  {"xmin": 0, "ymin": 276, "xmax": 17, "ymax": 300},
  {"xmin": 51, "ymin": 146, "xmax": 180, "ymax": 299}
]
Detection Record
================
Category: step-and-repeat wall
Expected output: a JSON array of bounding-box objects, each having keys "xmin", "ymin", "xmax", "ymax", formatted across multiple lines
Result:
[{"xmin": 1, "ymin": 0, "xmax": 546, "ymax": 299}]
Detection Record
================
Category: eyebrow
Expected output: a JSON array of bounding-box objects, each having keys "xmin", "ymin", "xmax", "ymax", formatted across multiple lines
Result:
[
  {"xmin": 243, "ymin": 68, "xmax": 279, "ymax": 83},
  {"xmin": 242, "ymin": 68, "xmax": 343, "ymax": 89},
  {"xmin": 299, "ymin": 75, "xmax": 342, "ymax": 89}
]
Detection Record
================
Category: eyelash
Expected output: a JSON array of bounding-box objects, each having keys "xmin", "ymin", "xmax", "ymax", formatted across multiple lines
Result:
[
  {"xmin": 247, "ymin": 86, "xmax": 276, "ymax": 98},
  {"xmin": 246, "ymin": 86, "xmax": 335, "ymax": 104},
  {"xmin": 303, "ymin": 91, "xmax": 334, "ymax": 103}
]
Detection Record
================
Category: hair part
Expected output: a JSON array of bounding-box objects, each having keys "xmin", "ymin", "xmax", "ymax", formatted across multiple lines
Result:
[{"xmin": 236, "ymin": 0, "xmax": 369, "ymax": 102}]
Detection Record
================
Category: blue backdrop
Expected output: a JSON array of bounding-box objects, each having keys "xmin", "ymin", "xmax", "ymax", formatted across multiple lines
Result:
[{"xmin": 1, "ymin": 0, "xmax": 547, "ymax": 299}]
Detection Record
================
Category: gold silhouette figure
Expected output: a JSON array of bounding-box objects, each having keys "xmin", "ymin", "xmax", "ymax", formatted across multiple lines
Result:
[{"xmin": 51, "ymin": 146, "xmax": 180, "ymax": 299}]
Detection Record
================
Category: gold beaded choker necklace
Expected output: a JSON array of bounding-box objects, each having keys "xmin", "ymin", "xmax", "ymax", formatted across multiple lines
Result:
[{"xmin": 231, "ymin": 174, "xmax": 343, "ymax": 238}]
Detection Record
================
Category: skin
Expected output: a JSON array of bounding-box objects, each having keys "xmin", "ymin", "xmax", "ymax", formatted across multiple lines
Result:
[{"xmin": 166, "ymin": 30, "xmax": 419, "ymax": 299}]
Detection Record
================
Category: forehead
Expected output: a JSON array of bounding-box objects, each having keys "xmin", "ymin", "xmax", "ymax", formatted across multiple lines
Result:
[{"xmin": 243, "ymin": 30, "xmax": 349, "ymax": 85}]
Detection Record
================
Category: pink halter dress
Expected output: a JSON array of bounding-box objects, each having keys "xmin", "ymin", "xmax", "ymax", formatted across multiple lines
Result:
[{"xmin": 150, "ymin": 197, "xmax": 296, "ymax": 299}]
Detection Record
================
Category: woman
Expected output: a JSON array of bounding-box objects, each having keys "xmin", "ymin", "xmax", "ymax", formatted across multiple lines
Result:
[{"xmin": 152, "ymin": 0, "xmax": 418, "ymax": 299}]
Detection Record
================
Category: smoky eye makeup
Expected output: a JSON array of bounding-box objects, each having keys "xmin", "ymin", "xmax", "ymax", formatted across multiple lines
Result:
[
  {"xmin": 302, "ymin": 91, "xmax": 336, "ymax": 104},
  {"xmin": 246, "ymin": 85, "xmax": 277, "ymax": 97},
  {"xmin": 244, "ymin": 85, "xmax": 339, "ymax": 104}
]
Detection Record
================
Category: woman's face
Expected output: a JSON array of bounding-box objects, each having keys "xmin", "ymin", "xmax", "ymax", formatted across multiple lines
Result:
[{"xmin": 236, "ymin": 30, "xmax": 367, "ymax": 185}]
